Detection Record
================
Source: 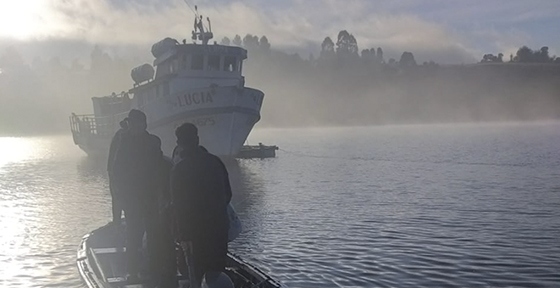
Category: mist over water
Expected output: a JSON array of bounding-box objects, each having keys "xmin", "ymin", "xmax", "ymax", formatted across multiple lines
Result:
[
  {"xmin": 1, "ymin": 122, "xmax": 559, "ymax": 287},
  {"xmin": 1, "ymin": 36, "xmax": 560, "ymax": 135}
]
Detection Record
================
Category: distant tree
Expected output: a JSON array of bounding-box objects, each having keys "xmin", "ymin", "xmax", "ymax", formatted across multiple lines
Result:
[
  {"xmin": 361, "ymin": 49, "xmax": 370, "ymax": 59},
  {"xmin": 514, "ymin": 45, "xmax": 556, "ymax": 63},
  {"xmin": 308, "ymin": 53, "xmax": 315, "ymax": 62},
  {"xmin": 243, "ymin": 34, "xmax": 260, "ymax": 51},
  {"xmin": 422, "ymin": 60, "xmax": 438, "ymax": 67},
  {"xmin": 361, "ymin": 48, "xmax": 377, "ymax": 65},
  {"xmin": 376, "ymin": 47, "xmax": 384, "ymax": 63},
  {"xmin": 481, "ymin": 53, "xmax": 502, "ymax": 63},
  {"xmin": 534, "ymin": 46, "xmax": 550, "ymax": 62},
  {"xmin": 220, "ymin": 36, "xmax": 231, "ymax": 46},
  {"xmin": 321, "ymin": 37, "xmax": 335, "ymax": 54},
  {"xmin": 370, "ymin": 48, "xmax": 376, "ymax": 58},
  {"xmin": 336, "ymin": 30, "xmax": 359, "ymax": 58},
  {"xmin": 259, "ymin": 36, "xmax": 271, "ymax": 53},
  {"xmin": 515, "ymin": 46, "xmax": 533, "ymax": 62},
  {"xmin": 319, "ymin": 36, "xmax": 335, "ymax": 61},
  {"xmin": 399, "ymin": 51, "xmax": 417, "ymax": 67},
  {"xmin": 232, "ymin": 34, "xmax": 242, "ymax": 46},
  {"xmin": 388, "ymin": 58, "xmax": 396, "ymax": 65}
]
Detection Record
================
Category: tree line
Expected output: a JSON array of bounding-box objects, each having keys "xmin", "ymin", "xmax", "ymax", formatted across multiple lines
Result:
[
  {"xmin": 221, "ymin": 30, "xmax": 429, "ymax": 70},
  {"xmin": 481, "ymin": 46, "xmax": 560, "ymax": 64},
  {"xmin": 1, "ymin": 29, "xmax": 560, "ymax": 134}
]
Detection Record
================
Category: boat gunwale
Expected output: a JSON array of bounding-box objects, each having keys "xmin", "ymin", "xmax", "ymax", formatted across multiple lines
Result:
[{"xmin": 77, "ymin": 228, "xmax": 286, "ymax": 288}]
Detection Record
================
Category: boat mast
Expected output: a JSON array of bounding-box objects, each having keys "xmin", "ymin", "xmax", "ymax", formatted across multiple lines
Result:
[{"xmin": 185, "ymin": 3, "xmax": 213, "ymax": 45}]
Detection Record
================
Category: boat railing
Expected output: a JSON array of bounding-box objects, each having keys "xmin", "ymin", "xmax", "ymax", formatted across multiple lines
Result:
[{"xmin": 69, "ymin": 114, "xmax": 115, "ymax": 141}]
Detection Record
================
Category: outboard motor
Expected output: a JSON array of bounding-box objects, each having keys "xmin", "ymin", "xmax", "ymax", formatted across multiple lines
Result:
[{"xmin": 201, "ymin": 271, "xmax": 234, "ymax": 288}]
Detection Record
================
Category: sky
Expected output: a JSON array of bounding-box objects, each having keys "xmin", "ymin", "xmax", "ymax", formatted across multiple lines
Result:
[{"xmin": 0, "ymin": 0, "xmax": 559, "ymax": 64}]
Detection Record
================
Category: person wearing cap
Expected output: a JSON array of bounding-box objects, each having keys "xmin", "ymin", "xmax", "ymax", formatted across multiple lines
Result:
[
  {"xmin": 170, "ymin": 122, "xmax": 232, "ymax": 287},
  {"xmin": 107, "ymin": 118, "xmax": 128, "ymax": 225},
  {"xmin": 111, "ymin": 109, "xmax": 163, "ymax": 282}
]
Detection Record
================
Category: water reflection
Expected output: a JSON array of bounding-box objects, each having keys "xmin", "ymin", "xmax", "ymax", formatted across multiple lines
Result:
[
  {"xmin": 0, "ymin": 135, "xmax": 109, "ymax": 287},
  {"xmin": 225, "ymin": 159, "xmax": 268, "ymax": 255},
  {"xmin": 76, "ymin": 155, "xmax": 108, "ymax": 182},
  {"xmin": 0, "ymin": 137, "xmax": 46, "ymax": 169}
]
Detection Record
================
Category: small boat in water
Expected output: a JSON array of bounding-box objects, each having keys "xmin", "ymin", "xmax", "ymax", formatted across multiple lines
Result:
[{"xmin": 77, "ymin": 222, "xmax": 285, "ymax": 288}]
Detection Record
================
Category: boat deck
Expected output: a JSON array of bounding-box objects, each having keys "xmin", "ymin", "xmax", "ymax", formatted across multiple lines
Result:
[{"xmin": 77, "ymin": 222, "xmax": 284, "ymax": 288}]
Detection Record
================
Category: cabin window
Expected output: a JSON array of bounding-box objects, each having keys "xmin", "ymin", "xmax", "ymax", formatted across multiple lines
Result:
[
  {"xmin": 224, "ymin": 56, "xmax": 238, "ymax": 72},
  {"xmin": 208, "ymin": 55, "xmax": 220, "ymax": 71},
  {"xmin": 191, "ymin": 54, "xmax": 204, "ymax": 70}
]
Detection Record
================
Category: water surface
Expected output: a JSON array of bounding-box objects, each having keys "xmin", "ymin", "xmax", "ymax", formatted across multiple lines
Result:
[{"xmin": 1, "ymin": 122, "xmax": 559, "ymax": 287}]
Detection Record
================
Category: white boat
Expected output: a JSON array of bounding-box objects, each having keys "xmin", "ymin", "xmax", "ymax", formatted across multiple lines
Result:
[{"xmin": 70, "ymin": 14, "xmax": 264, "ymax": 157}]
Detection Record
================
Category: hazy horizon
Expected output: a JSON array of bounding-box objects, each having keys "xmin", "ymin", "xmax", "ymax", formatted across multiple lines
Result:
[{"xmin": 1, "ymin": 0, "xmax": 560, "ymax": 135}]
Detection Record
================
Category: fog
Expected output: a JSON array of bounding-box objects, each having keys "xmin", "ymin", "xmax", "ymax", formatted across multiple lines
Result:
[
  {"xmin": 2, "ymin": 0, "xmax": 560, "ymax": 135},
  {"xmin": 1, "ymin": 32, "xmax": 559, "ymax": 135},
  {"xmin": 245, "ymin": 40, "xmax": 560, "ymax": 127}
]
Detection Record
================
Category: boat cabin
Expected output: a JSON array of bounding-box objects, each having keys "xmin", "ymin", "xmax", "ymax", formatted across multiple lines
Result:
[
  {"xmin": 128, "ymin": 41, "xmax": 248, "ymax": 109},
  {"xmin": 153, "ymin": 43, "xmax": 247, "ymax": 80}
]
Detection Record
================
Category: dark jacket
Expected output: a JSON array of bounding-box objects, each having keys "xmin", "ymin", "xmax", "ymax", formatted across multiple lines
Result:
[
  {"xmin": 107, "ymin": 128, "xmax": 127, "ymax": 174},
  {"xmin": 171, "ymin": 148, "xmax": 232, "ymax": 243},
  {"xmin": 111, "ymin": 131, "xmax": 162, "ymax": 202}
]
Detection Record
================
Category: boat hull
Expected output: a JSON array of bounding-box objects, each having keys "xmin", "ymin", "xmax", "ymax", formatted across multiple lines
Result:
[
  {"xmin": 71, "ymin": 86, "xmax": 264, "ymax": 157},
  {"xmin": 145, "ymin": 86, "xmax": 263, "ymax": 156}
]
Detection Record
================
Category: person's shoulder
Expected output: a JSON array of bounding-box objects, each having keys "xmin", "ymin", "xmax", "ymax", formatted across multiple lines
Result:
[
  {"xmin": 204, "ymin": 152, "xmax": 225, "ymax": 167},
  {"xmin": 147, "ymin": 133, "xmax": 162, "ymax": 148},
  {"xmin": 116, "ymin": 129, "xmax": 128, "ymax": 138}
]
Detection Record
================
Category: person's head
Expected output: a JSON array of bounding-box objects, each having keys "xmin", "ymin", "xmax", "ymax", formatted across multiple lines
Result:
[
  {"xmin": 127, "ymin": 109, "xmax": 147, "ymax": 134},
  {"xmin": 119, "ymin": 118, "xmax": 129, "ymax": 130},
  {"xmin": 175, "ymin": 122, "xmax": 199, "ymax": 150}
]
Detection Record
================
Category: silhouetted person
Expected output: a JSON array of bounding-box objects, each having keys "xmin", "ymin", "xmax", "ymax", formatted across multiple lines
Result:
[
  {"xmin": 171, "ymin": 123, "xmax": 232, "ymax": 287},
  {"xmin": 152, "ymin": 154, "xmax": 179, "ymax": 288},
  {"xmin": 111, "ymin": 109, "xmax": 162, "ymax": 282},
  {"xmin": 172, "ymin": 144, "xmax": 208, "ymax": 164},
  {"xmin": 107, "ymin": 118, "xmax": 128, "ymax": 224}
]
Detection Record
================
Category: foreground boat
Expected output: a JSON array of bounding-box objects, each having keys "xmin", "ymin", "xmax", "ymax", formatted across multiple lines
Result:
[{"xmin": 77, "ymin": 222, "xmax": 285, "ymax": 288}]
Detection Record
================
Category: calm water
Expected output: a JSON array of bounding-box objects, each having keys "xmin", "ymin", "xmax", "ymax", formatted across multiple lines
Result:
[{"xmin": 1, "ymin": 122, "xmax": 559, "ymax": 287}]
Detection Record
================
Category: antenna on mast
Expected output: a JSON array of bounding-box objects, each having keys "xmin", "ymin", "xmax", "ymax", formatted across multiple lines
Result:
[{"xmin": 187, "ymin": 4, "xmax": 213, "ymax": 45}]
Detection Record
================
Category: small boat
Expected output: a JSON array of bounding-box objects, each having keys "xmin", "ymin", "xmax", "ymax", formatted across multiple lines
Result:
[
  {"xmin": 77, "ymin": 222, "xmax": 285, "ymax": 288},
  {"xmin": 236, "ymin": 144, "xmax": 279, "ymax": 159}
]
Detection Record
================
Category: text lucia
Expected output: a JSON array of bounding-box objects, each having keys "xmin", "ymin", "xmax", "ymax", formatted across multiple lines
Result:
[{"xmin": 176, "ymin": 91, "xmax": 214, "ymax": 107}]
